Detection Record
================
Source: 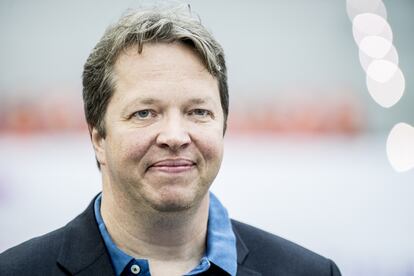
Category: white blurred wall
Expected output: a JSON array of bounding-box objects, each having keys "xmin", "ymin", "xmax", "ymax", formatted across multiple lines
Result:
[{"xmin": 1, "ymin": 134, "xmax": 414, "ymax": 275}]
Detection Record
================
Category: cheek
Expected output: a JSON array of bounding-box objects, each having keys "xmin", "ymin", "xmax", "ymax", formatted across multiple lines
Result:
[
  {"xmin": 194, "ymin": 129, "xmax": 224, "ymax": 165},
  {"xmin": 112, "ymin": 130, "xmax": 155, "ymax": 164}
]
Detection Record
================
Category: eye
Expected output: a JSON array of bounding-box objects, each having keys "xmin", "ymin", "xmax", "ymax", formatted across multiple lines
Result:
[
  {"xmin": 133, "ymin": 109, "xmax": 154, "ymax": 119},
  {"xmin": 189, "ymin": 109, "xmax": 211, "ymax": 117}
]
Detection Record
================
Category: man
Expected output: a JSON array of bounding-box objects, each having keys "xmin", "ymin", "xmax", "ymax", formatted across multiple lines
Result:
[{"xmin": 0, "ymin": 5, "xmax": 341, "ymax": 276}]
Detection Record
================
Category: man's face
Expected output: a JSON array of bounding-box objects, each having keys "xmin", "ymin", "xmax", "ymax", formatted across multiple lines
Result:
[{"xmin": 93, "ymin": 42, "xmax": 224, "ymax": 212}]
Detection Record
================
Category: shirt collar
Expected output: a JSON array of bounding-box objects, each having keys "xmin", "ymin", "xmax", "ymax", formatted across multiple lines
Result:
[
  {"xmin": 206, "ymin": 193, "xmax": 237, "ymax": 275},
  {"xmin": 94, "ymin": 195, "xmax": 134, "ymax": 275},
  {"xmin": 94, "ymin": 192, "xmax": 237, "ymax": 276}
]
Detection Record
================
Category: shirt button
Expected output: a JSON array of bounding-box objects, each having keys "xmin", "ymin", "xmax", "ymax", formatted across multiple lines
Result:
[{"xmin": 130, "ymin": 264, "xmax": 141, "ymax": 274}]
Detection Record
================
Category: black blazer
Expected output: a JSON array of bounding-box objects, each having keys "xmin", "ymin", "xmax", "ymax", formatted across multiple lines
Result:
[{"xmin": 0, "ymin": 198, "xmax": 341, "ymax": 276}]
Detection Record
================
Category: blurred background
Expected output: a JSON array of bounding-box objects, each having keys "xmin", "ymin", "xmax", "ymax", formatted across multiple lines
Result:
[{"xmin": 0, "ymin": 0, "xmax": 413, "ymax": 275}]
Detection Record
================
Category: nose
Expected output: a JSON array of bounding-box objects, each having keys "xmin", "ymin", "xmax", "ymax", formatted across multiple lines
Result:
[{"xmin": 156, "ymin": 113, "xmax": 191, "ymax": 151}]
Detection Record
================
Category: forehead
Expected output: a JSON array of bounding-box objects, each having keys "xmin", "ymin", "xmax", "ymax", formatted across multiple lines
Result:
[
  {"xmin": 114, "ymin": 42, "xmax": 212, "ymax": 81},
  {"xmin": 111, "ymin": 42, "xmax": 219, "ymax": 103}
]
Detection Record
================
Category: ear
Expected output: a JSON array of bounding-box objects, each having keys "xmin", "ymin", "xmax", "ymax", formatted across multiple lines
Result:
[{"xmin": 91, "ymin": 127, "xmax": 107, "ymax": 166}]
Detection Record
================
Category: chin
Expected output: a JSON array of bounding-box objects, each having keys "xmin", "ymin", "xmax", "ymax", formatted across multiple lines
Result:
[
  {"xmin": 150, "ymin": 200, "xmax": 192, "ymax": 213},
  {"xmin": 145, "ymin": 186, "xmax": 208, "ymax": 213}
]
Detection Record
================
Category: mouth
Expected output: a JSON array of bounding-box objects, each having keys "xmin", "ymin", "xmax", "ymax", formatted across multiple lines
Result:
[{"xmin": 148, "ymin": 158, "xmax": 196, "ymax": 173}]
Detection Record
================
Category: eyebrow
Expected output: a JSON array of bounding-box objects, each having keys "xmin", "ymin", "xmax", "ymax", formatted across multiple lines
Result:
[
  {"xmin": 124, "ymin": 98, "xmax": 160, "ymax": 108},
  {"xmin": 186, "ymin": 98, "xmax": 213, "ymax": 105},
  {"xmin": 122, "ymin": 97, "xmax": 213, "ymax": 114},
  {"xmin": 135, "ymin": 98, "xmax": 161, "ymax": 105},
  {"xmin": 132, "ymin": 97, "xmax": 212, "ymax": 105},
  {"xmin": 121, "ymin": 98, "xmax": 160, "ymax": 115}
]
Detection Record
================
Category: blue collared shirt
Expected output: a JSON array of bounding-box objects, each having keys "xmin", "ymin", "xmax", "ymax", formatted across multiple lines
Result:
[{"xmin": 94, "ymin": 192, "xmax": 237, "ymax": 276}]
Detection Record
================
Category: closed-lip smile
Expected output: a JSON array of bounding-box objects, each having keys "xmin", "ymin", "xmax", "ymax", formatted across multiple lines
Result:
[{"xmin": 148, "ymin": 158, "xmax": 196, "ymax": 173}]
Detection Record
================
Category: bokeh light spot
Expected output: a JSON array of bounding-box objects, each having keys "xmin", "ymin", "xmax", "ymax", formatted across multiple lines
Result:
[
  {"xmin": 386, "ymin": 123, "xmax": 414, "ymax": 172},
  {"xmin": 366, "ymin": 61, "xmax": 405, "ymax": 108},
  {"xmin": 366, "ymin": 60, "xmax": 398, "ymax": 83},
  {"xmin": 359, "ymin": 43, "xmax": 398, "ymax": 72},
  {"xmin": 352, "ymin": 13, "xmax": 393, "ymax": 45},
  {"xmin": 346, "ymin": 0, "xmax": 387, "ymax": 21},
  {"xmin": 359, "ymin": 36, "xmax": 392, "ymax": 59}
]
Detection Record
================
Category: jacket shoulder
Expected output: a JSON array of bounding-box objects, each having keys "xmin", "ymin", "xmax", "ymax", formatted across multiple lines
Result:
[
  {"xmin": 0, "ymin": 226, "xmax": 67, "ymax": 275},
  {"xmin": 231, "ymin": 219, "xmax": 341, "ymax": 275}
]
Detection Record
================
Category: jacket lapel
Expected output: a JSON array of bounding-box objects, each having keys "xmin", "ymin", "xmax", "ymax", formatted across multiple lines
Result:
[
  {"xmin": 55, "ymin": 199, "xmax": 261, "ymax": 276},
  {"xmin": 236, "ymin": 266, "xmax": 262, "ymax": 276},
  {"xmin": 56, "ymin": 197, "xmax": 115, "ymax": 275},
  {"xmin": 232, "ymin": 221, "xmax": 262, "ymax": 276}
]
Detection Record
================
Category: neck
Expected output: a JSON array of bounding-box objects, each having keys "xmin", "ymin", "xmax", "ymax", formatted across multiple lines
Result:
[{"xmin": 100, "ymin": 183, "xmax": 209, "ymax": 265}]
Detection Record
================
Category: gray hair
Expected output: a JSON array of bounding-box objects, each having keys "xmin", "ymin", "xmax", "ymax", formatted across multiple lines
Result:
[{"xmin": 82, "ymin": 4, "xmax": 229, "ymax": 143}]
